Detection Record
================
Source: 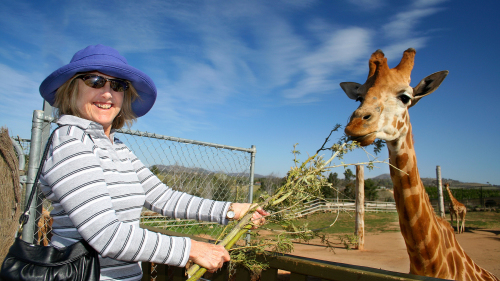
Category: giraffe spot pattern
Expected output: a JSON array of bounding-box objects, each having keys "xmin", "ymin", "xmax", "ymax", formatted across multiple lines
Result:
[
  {"xmin": 397, "ymin": 120, "xmax": 405, "ymax": 130},
  {"xmin": 396, "ymin": 153, "xmax": 409, "ymax": 173},
  {"xmin": 406, "ymin": 131, "xmax": 413, "ymax": 150}
]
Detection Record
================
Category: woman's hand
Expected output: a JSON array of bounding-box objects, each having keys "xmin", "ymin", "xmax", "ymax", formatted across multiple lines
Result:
[
  {"xmin": 189, "ymin": 240, "xmax": 230, "ymax": 273},
  {"xmin": 231, "ymin": 203, "xmax": 270, "ymax": 229}
]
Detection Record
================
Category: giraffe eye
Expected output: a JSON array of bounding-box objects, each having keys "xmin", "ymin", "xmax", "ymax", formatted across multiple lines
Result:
[
  {"xmin": 356, "ymin": 96, "xmax": 364, "ymax": 102},
  {"xmin": 398, "ymin": 95, "xmax": 411, "ymax": 104}
]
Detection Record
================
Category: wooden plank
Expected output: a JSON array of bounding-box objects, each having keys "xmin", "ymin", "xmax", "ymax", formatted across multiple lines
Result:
[
  {"xmin": 290, "ymin": 272, "xmax": 307, "ymax": 281},
  {"xmin": 212, "ymin": 264, "xmax": 229, "ymax": 281},
  {"xmin": 141, "ymin": 227, "xmax": 448, "ymax": 281},
  {"xmin": 232, "ymin": 266, "xmax": 251, "ymax": 281},
  {"xmin": 171, "ymin": 266, "xmax": 186, "ymax": 281},
  {"xmin": 261, "ymin": 267, "xmax": 278, "ymax": 281},
  {"xmin": 154, "ymin": 263, "xmax": 167, "ymax": 281},
  {"xmin": 141, "ymin": 262, "xmax": 151, "ymax": 281},
  {"xmin": 265, "ymin": 254, "xmax": 447, "ymax": 281}
]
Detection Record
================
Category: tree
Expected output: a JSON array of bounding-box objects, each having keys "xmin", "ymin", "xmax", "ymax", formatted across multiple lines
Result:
[
  {"xmin": 262, "ymin": 173, "xmax": 285, "ymax": 195},
  {"xmin": 150, "ymin": 165, "xmax": 161, "ymax": 176},
  {"xmin": 364, "ymin": 178, "xmax": 379, "ymax": 201},
  {"xmin": 328, "ymin": 172, "xmax": 340, "ymax": 186},
  {"xmin": 343, "ymin": 168, "xmax": 354, "ymax": 182},
  {"xmin": 343, "ymin": 168, "xmax": 355, "ymax": 199},
  {"xmin": 321, "ymin": 172, "xmax": 339, "ymax": 198}
]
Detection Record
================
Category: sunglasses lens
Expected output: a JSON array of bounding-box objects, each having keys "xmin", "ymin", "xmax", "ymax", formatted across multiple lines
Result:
[
  {"xmin": 80, "ymin": 75, "xmax": 128, "ymax": 92},
  {"xmin": 82, "ymin": 75, "xmax": 106, "ymax": 88},
  {"xmin": 110, "ymin": 81, "xmax": 128, "ymax": 92}
]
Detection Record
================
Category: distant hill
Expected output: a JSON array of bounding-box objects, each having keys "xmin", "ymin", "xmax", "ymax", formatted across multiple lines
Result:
[
  {"xmin": 369, "ymin": 174, "xmax": 495, "ymax": 189},
  {"xmin": 148, "ymin": 165, "xmax": 494, "ymax": 189},
  {"xmin": 149, "ymin": 164, "xmax": 266, "ymax": 178},
  {"xmin": 371, "ymin": 174, "xmax": 391, "ymax": 180},
  {"xmin": 151, "ymin": 164, "xmax": 213, "ymax": 175},
  {"xmin": 369, "ymin": 174, "xmax": 393, "ymax": 188}
]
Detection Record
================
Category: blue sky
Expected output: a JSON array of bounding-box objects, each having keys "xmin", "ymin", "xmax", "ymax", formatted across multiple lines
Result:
[{"xmin": 1, "ymin": 0, "xmax": 499, "ymax": 185}]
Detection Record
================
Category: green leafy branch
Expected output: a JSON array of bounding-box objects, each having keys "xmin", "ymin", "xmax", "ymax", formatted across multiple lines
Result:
[{"xmin": 186, "ymin": 125, "xmax": 390, "ymax": 280}]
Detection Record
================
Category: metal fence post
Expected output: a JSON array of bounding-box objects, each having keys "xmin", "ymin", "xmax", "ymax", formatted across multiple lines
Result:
[
  {"xmin": 21, "ymin": 110, "xmax": 45, "ymax": 243},
  {"xmin": 245, "ymin": 145, "xmax": 256, "ymax": 245},
  {"xmin": 248, "ymin": 145, "xmax": 256, "ymax": 204},
  {"xmin": 10, "ymin": 138, "xmax": 26, "ymax": 172},
  {"xmin": 41, "ymin": 101, "xmax": 53, "ymax": 152}
]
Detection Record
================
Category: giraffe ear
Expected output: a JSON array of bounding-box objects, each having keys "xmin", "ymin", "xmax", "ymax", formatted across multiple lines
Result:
[
  {"xmin": 340, "ymin": 82, "xmax": 362, "ymax": 100},
  {"xmin": 411, "ymin": 70, "xmax": 449, "ymax": 108}
]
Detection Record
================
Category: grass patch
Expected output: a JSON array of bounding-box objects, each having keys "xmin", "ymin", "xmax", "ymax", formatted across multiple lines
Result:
[
  {"xmin": 141, "ymin": 219, "xmax": 227, "ymax": 238},
  {"xmin": 444, "ymin": 211, "xmax": 500, "ymax": 230},
  {"xmin": 264, "ymin": 211, "xmax": 400, "ymax": 235},
  {"xmin": 296, "ymin": 211, "xmax": 401, "ymax": 234}
]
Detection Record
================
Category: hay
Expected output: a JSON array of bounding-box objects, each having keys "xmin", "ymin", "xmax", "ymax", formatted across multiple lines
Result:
[{"xmin": 0, "ymin": 127, "xmax": 22, "ymax": 264}]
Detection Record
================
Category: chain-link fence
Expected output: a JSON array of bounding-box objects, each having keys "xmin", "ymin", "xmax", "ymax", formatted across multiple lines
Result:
[
  {"xmin": 17, "ymin": 110, "xmax": 256, "ymax": 251},
  {"xmin": 116, "ymin": 128, "xmax": 255, "ymax": 238}
]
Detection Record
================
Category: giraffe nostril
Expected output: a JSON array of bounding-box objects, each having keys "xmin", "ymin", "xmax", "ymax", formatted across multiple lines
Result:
[{"xmin": 363, "ymin": 114, "xmax": 371, "ymax": 120}]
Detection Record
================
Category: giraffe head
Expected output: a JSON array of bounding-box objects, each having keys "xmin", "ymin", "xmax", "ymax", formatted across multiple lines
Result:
[{"xmin": 341, "ymin": 48, "xmax": 448, "ymax": 146}]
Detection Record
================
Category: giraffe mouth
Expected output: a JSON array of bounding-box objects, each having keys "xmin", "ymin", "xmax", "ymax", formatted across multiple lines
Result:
[{"xmin": 347, "ymin": 132, "xmax": 377, "ymax": 146}]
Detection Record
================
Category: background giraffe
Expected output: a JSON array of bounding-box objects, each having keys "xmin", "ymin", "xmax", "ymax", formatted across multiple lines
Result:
[
  {"xmin": 37, "ymin": 206, "xmax": 53, "ymax": 246},
  {"xmin": 340, "ymin": 48, "xmax": 498, "ymax": 280},
  {"xmin": 445, "ymin": 183, "xmax": 467, "ymax": 234}
]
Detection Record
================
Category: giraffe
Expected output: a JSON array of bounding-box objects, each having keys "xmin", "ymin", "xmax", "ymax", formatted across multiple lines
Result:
[
  {"xmin": 340, "ymin": 48, "xmax": 498, "ymax": 280},
  {"xmin": 37, "ymin": 206, "xmax": 53, "ymax": 246},
  {"xmin": 445, "ymin": 183, "xmax": 467, "ymax": 234}
]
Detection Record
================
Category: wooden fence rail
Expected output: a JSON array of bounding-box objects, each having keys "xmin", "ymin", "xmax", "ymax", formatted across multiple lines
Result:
[
  {"xmin": 141, "ymin": 253, "xmax": 447, "ymax": 281},
  {"xmin": 296, "ymin": 199, "xmax": 396, "ymax": 217}
]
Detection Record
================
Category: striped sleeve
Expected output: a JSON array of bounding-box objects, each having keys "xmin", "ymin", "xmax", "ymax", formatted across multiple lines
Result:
[
  {"xmin": 126, "ymin": 148, "xmax": 231, "ymax": 225},
  {"xmin": 40, "ymin": 126, "xmax": 192, "ymax": 267}
]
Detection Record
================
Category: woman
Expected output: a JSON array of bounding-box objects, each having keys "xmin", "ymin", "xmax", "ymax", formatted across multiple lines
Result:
[{"xmin": 38, "ymin": 44, "xmax": 268, "ymax": 280}]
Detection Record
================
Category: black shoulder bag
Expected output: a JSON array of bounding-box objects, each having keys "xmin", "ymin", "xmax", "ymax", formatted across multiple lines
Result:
[{"xmin": 0, "ymin": 126, "xmax": 100, "ymax": 281}]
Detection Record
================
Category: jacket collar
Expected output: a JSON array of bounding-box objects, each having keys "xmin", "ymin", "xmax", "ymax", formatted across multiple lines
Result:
[{"xmin": 56, "ymin": 115, "xmax": 117, "ymax": 141}]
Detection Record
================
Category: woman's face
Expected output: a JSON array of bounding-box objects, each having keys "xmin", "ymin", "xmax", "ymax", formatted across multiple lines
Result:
[{"xmin": 76, "ymin": 72, "xmax": 124, "ymax": 131}]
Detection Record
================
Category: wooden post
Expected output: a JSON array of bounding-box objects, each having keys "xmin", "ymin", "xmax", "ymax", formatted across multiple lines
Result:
[
  {"xmin": 355, "ymin": 165, "xmax": 364, "ymax": 250},
  {"xmin": 436, "ymin": 165, "xmax": 445, "ymax": 218}
]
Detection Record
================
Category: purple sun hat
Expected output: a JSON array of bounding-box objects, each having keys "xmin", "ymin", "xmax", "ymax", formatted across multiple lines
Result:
[{"xmin": 39, "ymin": 44, "xmax": 157, "ymax": 117}]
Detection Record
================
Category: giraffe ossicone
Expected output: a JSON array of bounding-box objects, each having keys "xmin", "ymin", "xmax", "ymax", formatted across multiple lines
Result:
[{"xmin": 341, "ymin": 49, "xmax": 498, "ymax": 281}]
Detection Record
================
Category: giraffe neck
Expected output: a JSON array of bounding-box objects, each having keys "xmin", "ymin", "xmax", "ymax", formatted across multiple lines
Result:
[
  {"xmin": 386, "ymin": 124, "xmax": 498, "ymax": 280},
  {"xmin": 446, "ymin": 187, "xmax": 460, "ymax": 205},
  {"xmin": 386, "ymin": 123, "xmax": 444, "ymax": 273}
]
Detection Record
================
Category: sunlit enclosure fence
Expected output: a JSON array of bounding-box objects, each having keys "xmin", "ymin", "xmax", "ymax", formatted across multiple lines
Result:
[{"xmin": 15, "ymin": 110, "xmax": 256, "ymax": 261}]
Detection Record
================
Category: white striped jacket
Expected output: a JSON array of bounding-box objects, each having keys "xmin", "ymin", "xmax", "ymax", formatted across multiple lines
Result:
[{"xmin": 39, "ymin": 115, "xmax": 231, "ymax": 280}]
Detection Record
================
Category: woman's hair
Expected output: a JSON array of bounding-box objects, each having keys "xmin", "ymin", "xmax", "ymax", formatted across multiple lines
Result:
[{"xmin": 53, "ymin": 73, "xmax": 139, "ymax": 129}]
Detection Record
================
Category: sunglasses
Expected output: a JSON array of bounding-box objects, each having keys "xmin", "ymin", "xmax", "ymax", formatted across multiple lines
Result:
[{"xmin": 76, "ymin": 74, "xmax": 130, "ymax": 92}]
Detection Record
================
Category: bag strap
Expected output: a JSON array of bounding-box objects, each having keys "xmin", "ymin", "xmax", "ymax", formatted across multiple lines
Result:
[{"xmin": 18, "ymin": 125, "xmax": 74, "ymax": 234}]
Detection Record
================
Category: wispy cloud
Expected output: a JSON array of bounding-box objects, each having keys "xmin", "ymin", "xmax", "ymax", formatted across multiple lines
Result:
[
  {"xmin": 376, "ymin": 0, "xmax": 446, "ymax": 64},
  {"xmin": 282, "ymin": 27, "xmax": 372, "ymax": 100},
  {"xmin": 0, "ymin": 0, "xmax": 449, "ymax": 135},
  {"xmin": 382, "ymin": 8, "xmax": 444, "ymax": 39},
  {"xmin": 0, "ymin": 64, "xmax": 44, "ymax": 122}
]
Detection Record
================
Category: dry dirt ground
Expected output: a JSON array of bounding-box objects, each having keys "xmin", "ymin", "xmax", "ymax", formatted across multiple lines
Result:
[{"xmin": 288, "ymin": 228, "xmax": 500, "ymax": 277}]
